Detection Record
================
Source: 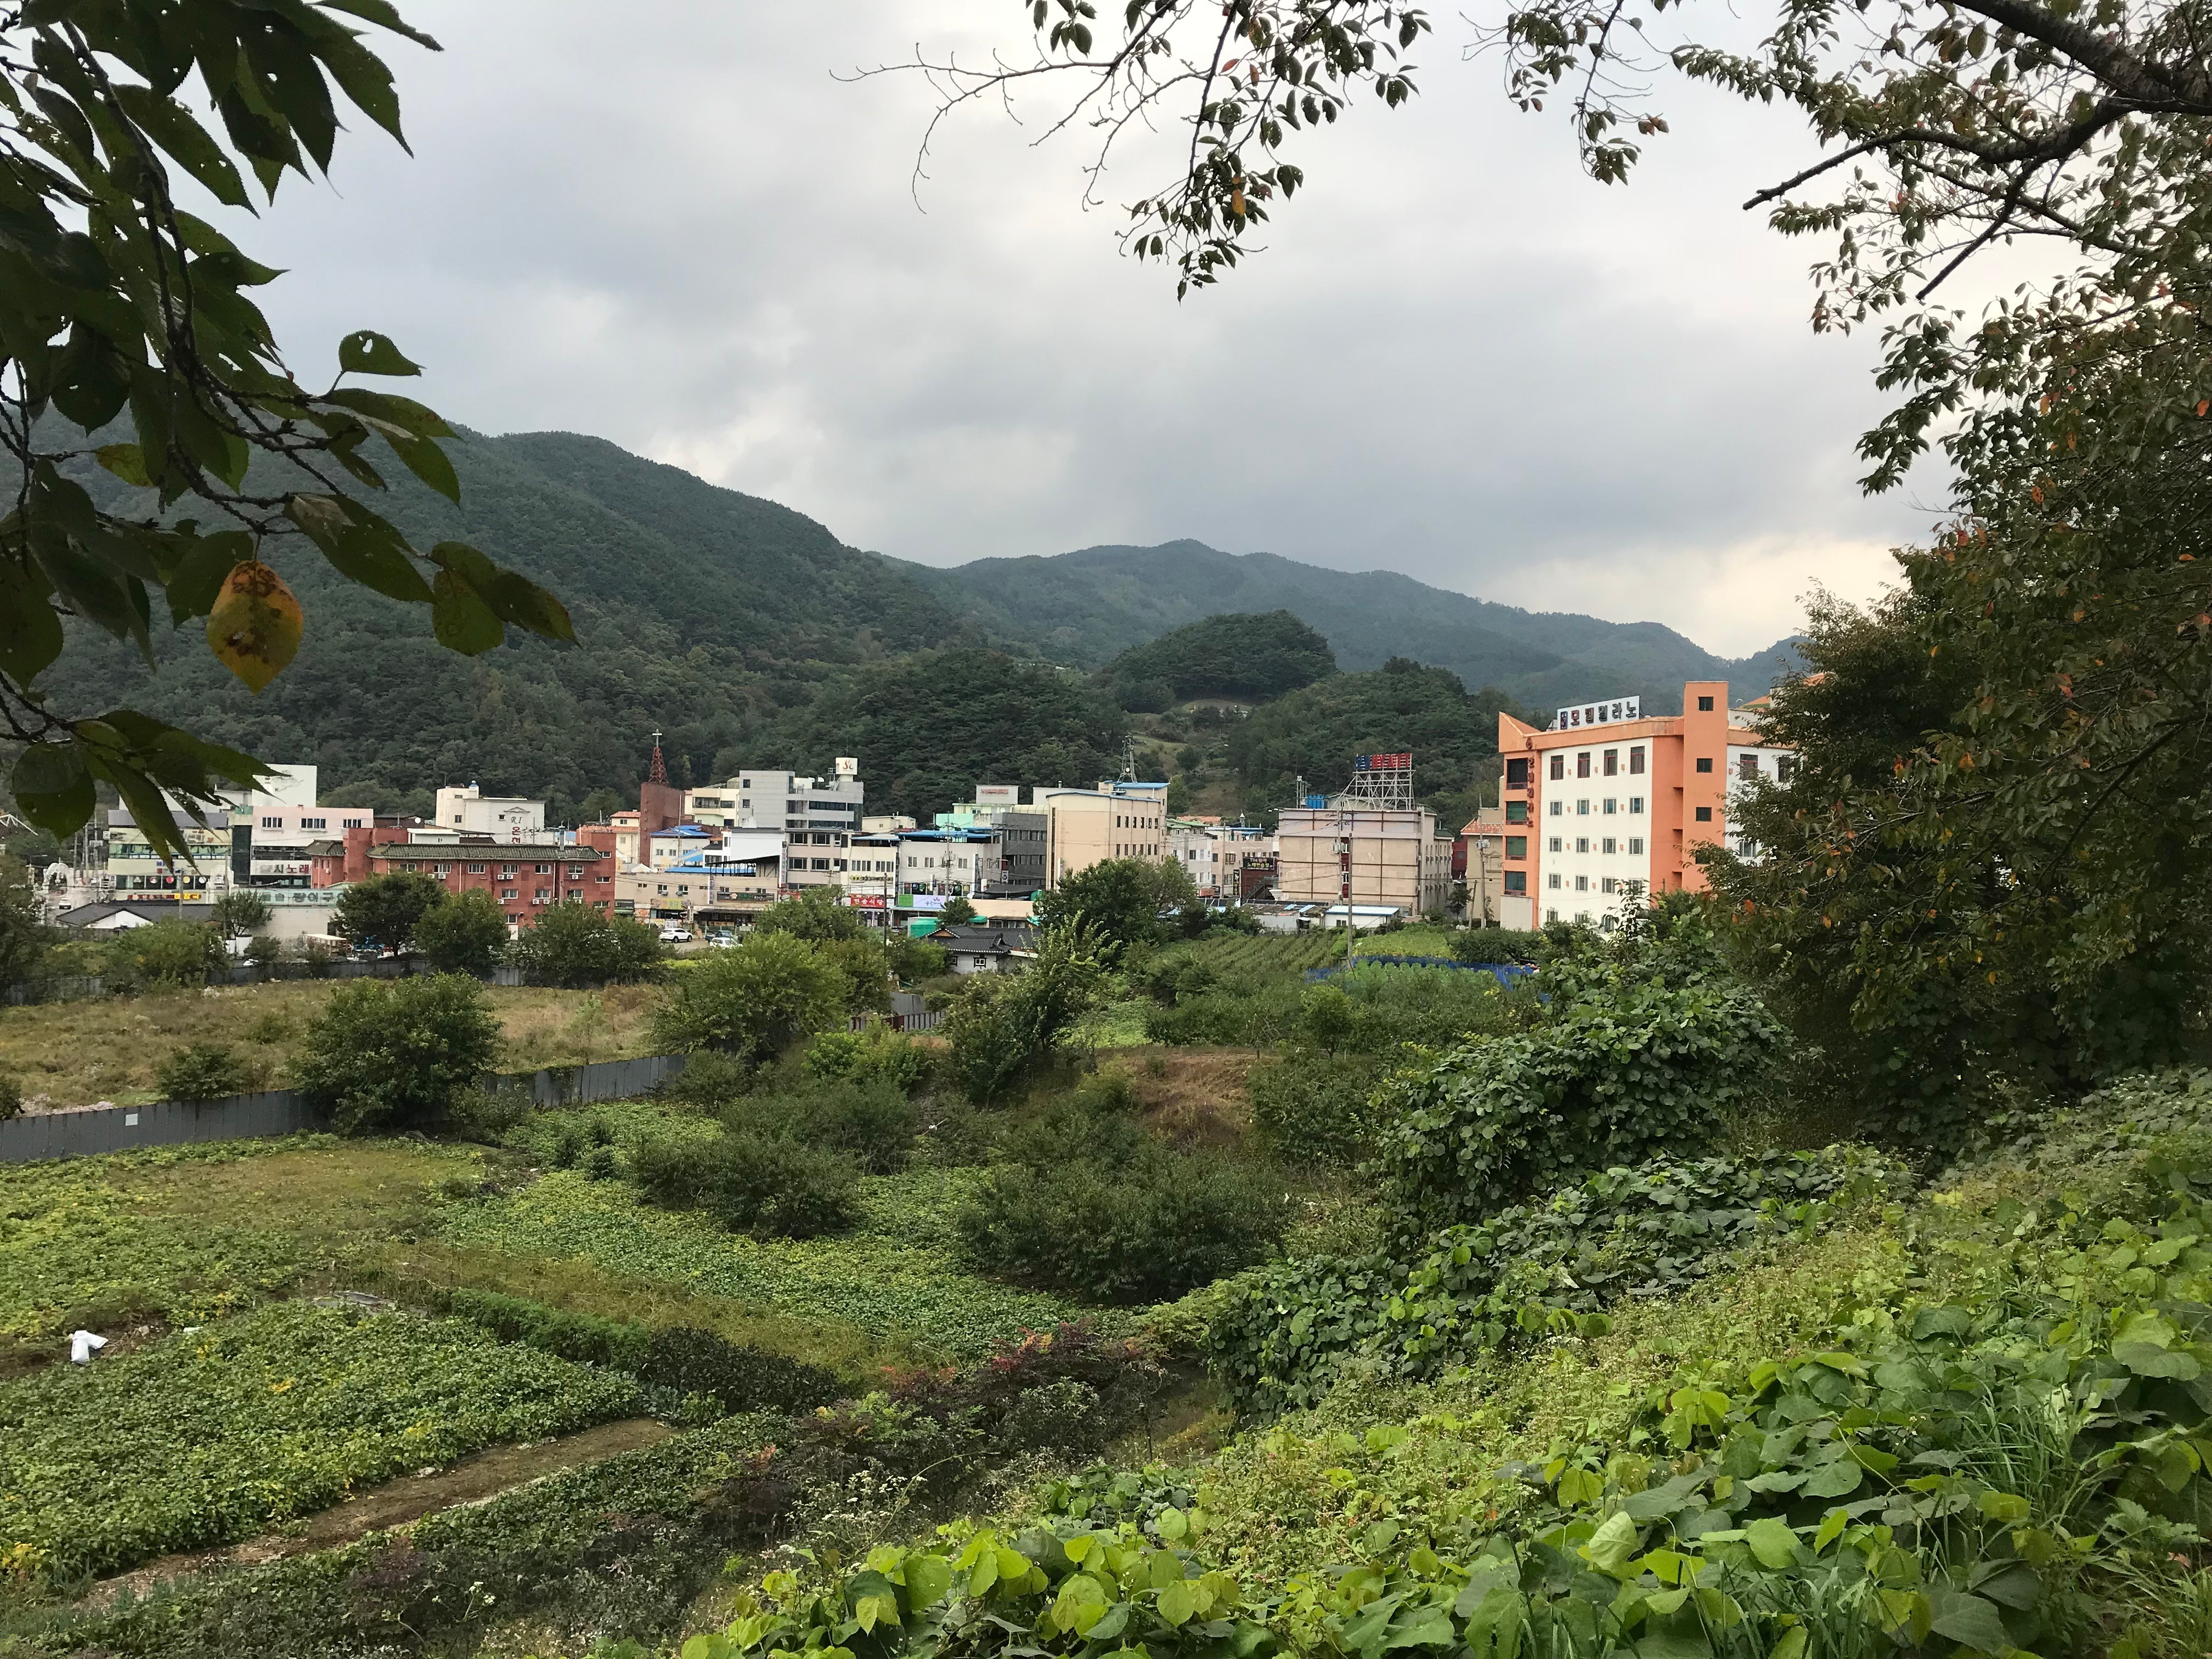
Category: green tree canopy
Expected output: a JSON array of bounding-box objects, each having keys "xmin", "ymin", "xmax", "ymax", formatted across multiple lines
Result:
[
  {"xmin": 752, "ymin": 886, "xmax": 872, "ymax": 943},
  {"xmin": 411, "ymin": 889, "xmax": 513, "ymax": 978},
  {"xmin": 294, "ymin": 974, "xmax": 504, "ymax": 1133},
  {"xmin": 507, "ymin": 900, "xmax": 663, "ymax": 989},
  {"xmin": 332, "ymin": 871, "xmax": 444, "ymax": 954},
  {"xmin": 651, "ymin": 932, "xmax": 849, "ymax": 1062},
  {"xmin": 1102, "ymin": 610, "xmax": 1336, "ymax": 707},
  {"xmin": 1033, "ymin": 856, "xmax": 1197, "ymax": 951}
]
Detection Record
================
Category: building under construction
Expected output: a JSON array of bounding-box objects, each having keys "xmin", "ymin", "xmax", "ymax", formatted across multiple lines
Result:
[{"xmin": 1273, "ymin": 752, "xmax": 1455, "ymax": 919}]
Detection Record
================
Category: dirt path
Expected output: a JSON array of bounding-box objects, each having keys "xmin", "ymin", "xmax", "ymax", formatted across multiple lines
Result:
[{"xmin": 87, "ymin": 1417, "xmax": 672, "ymax": 1605}]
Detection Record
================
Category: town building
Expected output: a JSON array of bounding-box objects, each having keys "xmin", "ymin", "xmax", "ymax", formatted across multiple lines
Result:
[
  {"xmin": 936, "ymin": 788, "xmax": 1048, "ymax": 894},
  {"xmin": 1037, "ymin": 785, "xmax": 1166, "ymax": 888},
  {"xmin": 432, "ymin": 785, "xmax": 545, "ymax": 837},
  {"xmin": 1169, "ymin": 819, "xmax": 1271, "ymax": 900},
  {"xmin": 896, "ymin": 828, "xmax": 1002, "ymax": 896},
  {"xmin": 104, "ymin": 805, "xmax": 234, "ymax": 900},
  {"xmin": 687, "ymin": 760, "xmax": 863, "ymax": 832},
  {"xmin": 1274, "ymin": 805, "xmax": 1453, "ymax": 917},
  {"xmin": 931, "ymin": 921, "xmax": 1037, "ymax": 974},
  {"xmin": 313, "ymin": 829, "xmax": 613, "ymax": 928},
  {"xmin": 1494, "ymin": 679, "xmax": 1796, "ymax": 929},
  {"xmin": 621, "ymin": 847, "xmax": 782, "ymax": 926},
  {"xmin": 1455, "ymin": 806, "xmax": 1507, "ymax": 926}
]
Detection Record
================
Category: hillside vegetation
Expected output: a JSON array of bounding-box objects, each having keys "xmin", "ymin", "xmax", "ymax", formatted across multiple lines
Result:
[{"xmin": 1103, "ymin": 612, "xmax": 1338, "ymax": 711}]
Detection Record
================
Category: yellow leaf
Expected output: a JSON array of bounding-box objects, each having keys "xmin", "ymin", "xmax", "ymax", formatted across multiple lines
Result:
[{"xmin": 206, "ymin": 561, "xmax": 302, "ymax": 693}]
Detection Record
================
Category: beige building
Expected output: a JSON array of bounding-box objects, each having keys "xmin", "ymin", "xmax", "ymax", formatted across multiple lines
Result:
[
  {"xmin": 1039, "ymin": 788, "xmax": 1165, "ymax": 888},
  {"xmin": 1275, "ymin": 805, "xmax": 1454, "ymax": 917},
  {"xmin": 1459, "ymin": 806, "xmax": 1508, "ymax": 925}
]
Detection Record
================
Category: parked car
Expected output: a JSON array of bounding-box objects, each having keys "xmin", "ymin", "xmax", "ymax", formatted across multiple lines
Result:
[{"xmin": 659, "ymin": 927, "xmax": 693, "ymax": 943}]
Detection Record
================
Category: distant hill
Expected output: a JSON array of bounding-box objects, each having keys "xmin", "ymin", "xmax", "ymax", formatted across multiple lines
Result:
[
  {"xmin": 907, "ymin": 540, "xmax": 1799, "ymax": 713},
  {"xmin": 43, "ymin": 426, "xmax": 1804, "ymax": 821},
  {"xmin": 1102, "ymin": 611, "xmax": 1337, "ymax": 710}
]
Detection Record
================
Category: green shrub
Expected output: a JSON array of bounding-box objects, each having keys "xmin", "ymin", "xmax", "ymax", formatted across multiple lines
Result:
[
  {"xmin": 0, "ymin": 1071, "xmax": 19, "ymax": 1120},
  {"xmin": 725, "ymin": 1076, "xmax": 918, "ymax": 1175},
  {"xmin": 1376, "ymin": 972, "xmax": 1788, "ymax": 1234},
  {"xmin": 446, "ymin": 1080, "xmax": 534, "ymax": 1143},
  {"xmin": 154, "ymin": 1041, "xmax": 256, "ymax": 1104},
  {"xmin": 579, "ymin": 1145, "xmax": 622, "ymax": 1181},
  {"xmin": 109, "ymin": 917, "xmax": 224, "ymax": 989},
  {"xmin": 659, "ymin": 1047, "xmax": 753, "ymax": 1108},
  {"xmin": 651, "ymin": 932, "xmax": 849, "ymax": 1061},
  {"xmin": 410, "ymin": 889, "xmax": 511, "ymax": 976},
  {"xmin": 632, "ymin": 1128, "xmax": 860, "ymax": 1238},
  {"xmin": 331, "ymin": 870, "xmax": 444, "ymax": 955},
  {"xmin": 942, "ymin": 924, "xmax": 1103, "ymax": 1103},
  {"xmin": 291, "ymin": 973, "xmax": 506, "ymax": 1133},
  {"xmin": 507, "ymin": 898, "xmax": 664, "ymax": 988},
  {"xmin": 1142, "ymin": 981, "xmax": 1300, "ymax": 1048},
  {"xmin": 956, "ymin": 1104, "xmax": 1288, "ymax": 1302},
  {"xmin": 1448, "ymin": 926, "xmax": 1547, "ymax": 964},
  {"xmin": 1246, "ymin": 1049, "xmax": 1381, "ymax": 1164},
  {"xmin": 805, "ymin": 1024, "xmax": 941, "ymax": 1094}
]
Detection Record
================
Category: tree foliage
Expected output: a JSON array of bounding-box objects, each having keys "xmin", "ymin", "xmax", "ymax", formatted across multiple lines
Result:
[
  {"xmin": 651, "ymin": 932, "xmax": 850, "ymax": 1062},
  {"xmin": 1101, "ymin": 609, "xmax": 1335, "ymax": 706},
  {"xmin": 292, "ymin": 973, "xmax": 504, "ymax": 1133},
  {"xmin": 941, "ymin": 922, "xmax": 1104, "ymax": 1103},
  {"xmin": 331, "ymin": 870, "xmax": 442, "ymax": 953},
  {"xmin": 1032, "ymin": 857, "xmax": 1196, "ymax": 951},
  {"xmin": 208, "ymin": 890, "xmax": 270, "ymax": 939},
  {"xmin": 411, "ymin": 889, "xmax": 512, "ymax": 977},
  {"xmin": 505, "ymin": 898, "xmax": 662, "ymax": 988},
  {"xmin": 0, "ymin": 0, "xmax": 572, "ymax": 861}
]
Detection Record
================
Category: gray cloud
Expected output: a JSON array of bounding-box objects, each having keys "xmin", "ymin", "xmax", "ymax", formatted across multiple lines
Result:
[{"xmin": 234, "ymin": 2, "xmax": 1951, "ymax": 656}]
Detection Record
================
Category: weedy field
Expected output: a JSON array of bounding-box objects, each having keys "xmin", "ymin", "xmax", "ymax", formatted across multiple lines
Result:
[{"xmin": 0, "ymin": 982, "xmax": 665, "ymax": 1109}]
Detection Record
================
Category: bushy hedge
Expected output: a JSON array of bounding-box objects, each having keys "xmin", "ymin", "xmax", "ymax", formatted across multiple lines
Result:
[
  {"xmin": 1447, "ymin": 926, "xmax": 1547, "ymax": 964},
  {"xmin": 1376, "ymin": 972, "xmax": 1788, "ymax": 1233},
  {"xmin": 632, "ymin": 1128, "xmax": 860, "ymax": 1238},
  {"xmin": 725, "ymin": 1075, "xmax": 919, "ymax": 1175},
  {"xmin": 438, "ymin": 1286, "xmax": 843, "ymax": 1413},
  {"xmin": 1204, "ymin": 1146, "xmax": 1901, "ymax": 1414},
  {"xmin": 955, "ymin": 1105, "xmax": 1288, "ymax": 1302}
]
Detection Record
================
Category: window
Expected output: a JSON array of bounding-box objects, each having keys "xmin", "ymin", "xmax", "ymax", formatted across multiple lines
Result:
[
  {"xmin": 1630, "ymin": 746, "xmax": 1645, "ymax": 775},
  {"xmin": 535, "ymin": 863, "xmax": 553, "ymax": 874},
  {"xmin": 467, "ymin": 863, "xmax": 487, "ymax": 874},
  {"xmin": 1695, "ymin": 757, "xmax": 1713, "ymax": 774},
  {"xmin": 1550, "ymin": 800, "xmax": 1564, "ymax": 817},
  {"xmin": 1548, "ymin": 873, "xmax": 1562, "ymax": 889},
  {"xmin": 301, "ymin": 816, "xmax": 326, "ymax": 830},
  {"xmin": 596, "ymin": 873, "xmax": 611, "ymax": 884},
  {"xmin": 1739, "ymin": 754, "xmax": 1760, "ymax": 779},
  {"xmin": 433, "ymin": 865, "xmax": 450, "ymax": 878},
  {"xmin": 1602, "ymin": 837, "xmax": 1616, "ymax": 854},
  {"xmin": 1576, "ymin": 799, "xmax": 1590, "ymax": 816},
  {"xmin": 502, "ymin": 888, "xmax": 518, "ymax": 900},
  {"xmin": 1603, "ymin": 749, "xmax": 1618, "ymax": 776},
  {"xmin": 1695, "ymin": 806, "xmax": 1713, "ymax": 822},
  {"xmin": 1548, "ymin": 836, "xmax": 1564, "ymax": 853},
  {"xmin": 810, "ymin": 858, "xmax": 831, "ymax": 871},
  {"xmin": 341, "ymin": 817, "xmax": 363, "ymax": 828},
  {"xmin": 1575, "ymin": 837, "xmax": 1589, "ymax": 854},
  {"xmin": 1504, "ymin": 870, "xmax": 1527, "ymax": 894},
  {"xmin": 1629, "ymin": 797, "xmax": 1645, "ymax": 815},
  {"xmin": 500, "ymin": 865, "xmax": 518, "ymax": 878},
  {"xmin": 1549, "ymin": 754, "xmax": 1565, "ymax": 780},
  {"xmin": 1697, "ymin": 695, "xmax": 1715, "ymax": 711},
  {"xmin": 261, "ymin": 815, "xmax": 283, "ymax": 829},
  {"xmin": 1576, "ymin": 752, "xmax": 1592, "ymax": 778},
  {"xmin": 1505, "ymin": 836, "xmax": 1527, "ymax": 859},
  {"xmin": 1603, "ymin": 798, "xmax": 1617, "ymax": 815},
  {"xmin": 1505, "ymin": 758, "xmax": 1530, "ymax": 788},
  {"xmin": 1547, "ymin": 909, "xmax": 1560, "ymax": 924},
  {"xmin": 1575, "ymin": 875, "xmax": 1590, "ymax": 891},
  {"xmin": 1601, "ymin": 877, "xmax": 1617, "ymax": 894},
  {"xmin": 1629, "ymin": 837, "xmax": 1644, "ymax": 854},
  {"xmin": 1778, "ymin": 755, "xmax": 1797, "ymax": 782},
  {"xmin": 656, "ymin": 883, "xmax": 668, "ymax": 894},
  {"xmin": 1505, "ymin": 800, "xmax": 1528, "ymax": 824},
  {"xmin": 538, "ymin": 887, "xmax": 554, "ymax": 901}
]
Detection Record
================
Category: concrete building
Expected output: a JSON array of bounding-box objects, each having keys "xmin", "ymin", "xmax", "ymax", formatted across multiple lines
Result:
[
  {"xmin": 1455, "ymin": 806, "xmax": 1508, "ymax": 926},
  {"xmin": 1039, "ymin": 785, "xmax": 1166, "ymax": 888},
  {"xmin": 932, "ymin": 921, "xmax": 1037, "ymax": 973},
  {"xmin": 691, "ymin": 760, "xmax": 863, "ymax": 832},
  {"xmin": 314, "ymin": 829, "xmax": 613, "ymax": 928},
  {"xmin": 104, "ymin": 805, "xmax": 234, "ymax": 900},
  {"xmin": 216, "ymin": 766, "xmax": 373, "ymax": 889},
  {"xmin": 622, "ymin": 848, "xmax": 782, "ymax": 926},
  {"xmin": 1494, "ymin": 680, "xmax": 1796, "ymax": 930},
  {"xmin": 433, "ymin": 785, "xmax": 546, "ymax": 838},
  {"xmin": 896, "ymin": 828, "xmax": 1002, "ymax": 896},
  {"xmin": 936, "ymin": 789, "xmax": 1048, "ymax": 895},
  {"xmin": 1169, "ymin": 819, "xmax": 1271, "ymax": 899},
  {"xmin": 1275, "ymin": 804, "xmax": 1454, "ymax": 918}
]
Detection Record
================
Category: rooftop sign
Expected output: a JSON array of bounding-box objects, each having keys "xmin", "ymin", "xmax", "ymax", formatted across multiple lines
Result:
[
  {"xmin": 1352, "ymin": 753, "xmax": 1412, "ymax": 771},
  {"xmin": 1555, "ymin": 696, "xmax": 1640, "ymax": 730}
]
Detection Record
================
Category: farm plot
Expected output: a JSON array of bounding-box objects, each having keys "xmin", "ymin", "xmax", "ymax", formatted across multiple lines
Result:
[{"xmin": 0, "ymin": 1301, "xmax": 639, "ymax": 1587}]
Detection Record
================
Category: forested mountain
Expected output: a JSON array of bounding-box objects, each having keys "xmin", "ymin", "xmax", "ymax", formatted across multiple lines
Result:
[
  {"xmin": 1102, "ymin": 611, "xmax": 1336, "ymax": 709},
  {"xmin": 910, "ymin": 540, "xmax": 1799, "ymax": 712},
  {"xmin": 47, "ymin": 423, "xmax": 1799, "ymax": 823}
]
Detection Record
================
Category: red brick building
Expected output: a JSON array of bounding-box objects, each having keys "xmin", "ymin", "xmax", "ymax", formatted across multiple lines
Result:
[{"xmin": 311, "ymin": 826, "xmax": 614, "ymax": 927}]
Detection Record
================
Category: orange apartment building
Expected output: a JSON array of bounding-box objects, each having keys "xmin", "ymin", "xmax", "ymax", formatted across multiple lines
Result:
[{"xmin": 1494, "ymin": 680, "xmax": 1795, "ymax": 930}]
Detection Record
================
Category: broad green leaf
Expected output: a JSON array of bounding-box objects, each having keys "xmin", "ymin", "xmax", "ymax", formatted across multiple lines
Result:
[
  {"xmin": 1743, "ymin": 1517, "xmax": 1798, "ymax": 1570},
  {"xmin": 10, "ymin": 741, "xmax": 94, "ymax": 840},
  {"xmin": 337, "ymin": 328, "xmax": 422, "ymax": 376},
  {"xmin": 1812, "ymin": 1508, "xmax": 1849, "ymax": 1553},
  {"xmin": 109, "ymin": 83, "xmax": 251, "ymax": 206},
  {"xmin": 2115, "ymin": 1340, "xmax": 2204, "ymax": 1379},
  {"xmin": 1155, "ymin": 1506, "xmax": 1189, "ymax": 1539},
  {"xmin": 1383, "ymin": 1608, "xmax": 1457, "ymax": 1648},
  {"xmin": 320, "ymin": 0, "xmax": 444, "ymax": 49},
  {"xmin": 1583, "ymin": 1511, "xmax": 1640, "ymax": 1573},
  {"xmin": 1157, "ymin": 1579, "xmax": 1200, "ymax": 1627},
  {"xmin": 95, "ymin": 443, "xmax": 152, "ymax": 487},
  {"xmin": 1925, "ymin": 1586, "xmax": 2012, "ymax": 1652},
  {"xmin": 319, "ymin": 386, "xmax": 454, "ymax": 437},
  {"xmin": 1767, "ymin": 1629, "xmax": 1807, "ymax": 1659},
  {"xmin": 0, "ymin": 561, "xmax": 64, "ymax": 684},
  {"xmin": 164, "ymin": 531, "xmax": 253, "ymax": 623},
  {"xmin": 901, "ymin": 1554, "xmax": 951, "ymax": 1608},
  {"xmin": 1086, "ymin": 1602, "xmax": 1130, "ymax": 1641}
]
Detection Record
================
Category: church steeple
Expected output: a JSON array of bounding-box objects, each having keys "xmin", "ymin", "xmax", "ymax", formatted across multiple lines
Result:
[{"xmin": 646, "ymin": 727, "xmax": 668, "ymax": 787}]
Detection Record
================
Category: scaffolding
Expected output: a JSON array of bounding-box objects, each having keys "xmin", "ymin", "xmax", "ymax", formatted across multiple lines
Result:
[{"xmin": 1333, "ymin": 751, "xmax": 1414, "ymax": 811}]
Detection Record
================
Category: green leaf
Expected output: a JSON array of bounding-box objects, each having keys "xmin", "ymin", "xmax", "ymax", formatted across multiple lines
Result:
[
  {"xmin": 163, "ymin": 531, "xmax": 253, "ymax": 624},
  {"xmin": 1767, "ymin": 1629, "xmax": 1807, "ymax": 1659},
  {"xmin": 429, "ymin": 541, "xmax": 575, "ymax": 644},
  {"xmin": 0, "ymin": 560, "xmax": 64, "ymax": 684},
  {"xmin": 1583, "ymin": 1511, "xmax": 1641, "ymax": 1573},
  {"xmin": 319, "ymin": 387, "xmax": 454, "ymax": 437},
  {"xmin": 11, "ymin": 741, "xmax": 94, "ymax": 839},
  {"xmin": 1801, "ymin": 1459, "xmax": 1864, "ymax": 1498},
  {"xmin": 1812, "ymin": 1508, "xmax": 1849, "ymax": 1554},
  {"xmin": 2115, "ymin": 1341, "xmax": 2204, "ymax": 1379},
  {"xmin": 1925, "ymin": 1587, "xmax": 2012, "ymax": 1653},
  {"xmin": 337, "ymin": 329, "xmax": 422, "ymax": 376},
  {"xmin": 900, "ymin": 1554, "xmax": 951, "ymax": 1609},
  {"xmin": 1384, "ymin": 1608, "xmax": 1458, "ymax": 1648},
  {"xmin": 381, "ymin": 426, "xmax": 459, "ymax": 501},
  {"xmin": 95, "ymin": 443, "xmax": 153, "ymax": 488},
  {"xmin": 1158, "ymin": 1580, "xmax": 1201, "ymax": 1627},
  {"xmin": 1086, "ymin": 1602, "xmax": 1131, "ymax": 1641},
  {"xmin": 1155, "ymin": 1506, "xmax": 1189, "ymax": 1539},
  {"xmin": 1743, "ymin": 1517, "xmax": 1798, "ymax": 1570},
  {"xmin": 109, "ymin": 83, "xmax": 252, "ymax": 207},
  {"xmin": 284, "ymin": 494, "xmax": 432, "ymax": 603},
  {"xmin": 319, "ymin": 0, "xmax": 444, "ymax": 52}
]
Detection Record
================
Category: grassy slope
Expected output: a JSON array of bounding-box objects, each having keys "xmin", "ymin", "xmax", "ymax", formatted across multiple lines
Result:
[{"xmin": 0, "ymin": 981, "xmax": 666, "ymax": 1109}]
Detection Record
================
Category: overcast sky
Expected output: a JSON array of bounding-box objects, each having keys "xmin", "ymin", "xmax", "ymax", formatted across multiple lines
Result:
[{"xmin": 234, "ymin": 3, "xmax": 1963, "ymax": 657}]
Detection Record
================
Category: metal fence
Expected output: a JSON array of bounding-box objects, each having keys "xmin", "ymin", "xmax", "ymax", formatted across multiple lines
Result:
[{"xmin": 0, "ymin": 1052, "xmax": 693, "ymax": 1164}]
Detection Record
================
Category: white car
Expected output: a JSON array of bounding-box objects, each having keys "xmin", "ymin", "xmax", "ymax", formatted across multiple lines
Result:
[{"xmin": 659, "ymin": 927, "xmax": 693, "ymax": 943}]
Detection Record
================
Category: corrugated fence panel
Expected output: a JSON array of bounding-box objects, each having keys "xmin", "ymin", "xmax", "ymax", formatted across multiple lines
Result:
[{"xmin": 0, "ymin": 1053, "xmax": 695, "ymax": 1164}]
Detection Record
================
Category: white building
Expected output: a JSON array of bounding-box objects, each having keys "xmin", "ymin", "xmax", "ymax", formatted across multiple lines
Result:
[
  {"xmin": 687, "ymin": 759, "xmax": 864, "ymax": 832},
  {"xmin": 221, "ymin": 765, "xmax": 371, "ymax": 888},
  {"xmin": 433, "ymin": 784, "xmax": 545, "ymax": 838},
  {"xmin": 1169, "ymin": 819, "xmax": 1271, "ymax": 899},
  {"xmin": 896, "ymin": 830, "xmax": 1001, "ymax": 896}
]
